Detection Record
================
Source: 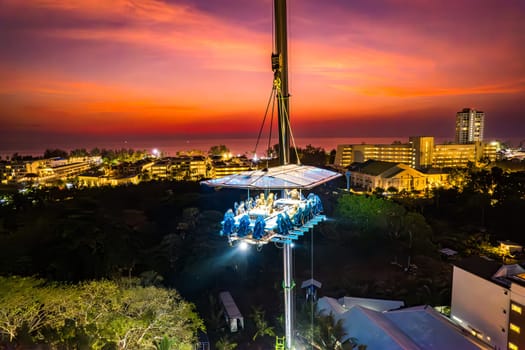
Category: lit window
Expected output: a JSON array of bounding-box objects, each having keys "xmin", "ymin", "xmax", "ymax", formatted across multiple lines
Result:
[
  {"xmin": 509, "ymin": 342, "xmax": 518, "ymax": 350},
  {"xmin": 512, "ymin": 304, "xmax": 522, "ymax": 314},
  {"xmin": 511, "ymin": 323, "xmax": 521, "ymax": 334}
]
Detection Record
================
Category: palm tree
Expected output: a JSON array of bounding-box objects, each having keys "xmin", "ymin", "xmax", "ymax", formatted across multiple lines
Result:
[
  {"xmin": 251, "ymin": 306, "xmax": 276, "ymax": 341},
  {"xmin": 316, "ymin": 312, "xmax": 346, "ymax": 349},
  {"xmin": 215, "ymin": 336, "xmax": 237, "ymax": 350},
  {"xmin": 296, "ymin": 304, "xmax": 347, "ymax": 350},
  {"xmin": 155, "ymin": 336, "xmax": 174, "ymax": 350}
]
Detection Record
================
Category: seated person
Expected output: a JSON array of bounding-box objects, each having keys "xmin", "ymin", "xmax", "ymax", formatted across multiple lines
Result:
[
  {"xmin": 267, "ymin": 192, "xmax": 274, "ymax": 210},
  {"xmin": 255, "ymin": 193, "xmax": 266, "ymax": 208},
  {"xmin": 287, "ymin": 188, "xmax": 300, "ymax": 200},
  {"xmin": 236, "ymin": 201, "xmax": 245, "ymax": 216}
]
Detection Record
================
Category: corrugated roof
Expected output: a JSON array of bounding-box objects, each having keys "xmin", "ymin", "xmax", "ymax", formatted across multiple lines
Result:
[
  {"xmin": 338, "ymin": 296, "xmax": 404, "ymax": 312},
  {"xmin": 386, "ymin": 305, "xmax": 488, "ymax": 349},
  {"xmin": 317, "ymin": 297, "xmax": 487, "ymax": 350}
]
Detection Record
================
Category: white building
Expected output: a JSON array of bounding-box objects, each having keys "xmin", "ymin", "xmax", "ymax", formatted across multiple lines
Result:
[
  {"xmin": 451, "ymin": 256, "xmax": 525, "ymax": 350},
  {"xmin": 348, "ymin": 160, "xmax": 448, "ymax": 192}
]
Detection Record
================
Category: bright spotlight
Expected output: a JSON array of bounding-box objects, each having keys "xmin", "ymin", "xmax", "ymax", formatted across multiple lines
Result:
[
  {"xmin": 239, "ymin": 241, "xmax": 249, "ymax": 251},
  {"xmin": 290, "ymin": 243, "xmax": 295, "ymax": 248}
]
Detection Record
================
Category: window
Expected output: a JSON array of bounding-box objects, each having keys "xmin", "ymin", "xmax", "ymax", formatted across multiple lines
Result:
[
  {"xmin": 509, "ymin": 342, "xmax": 518, "ymax": 350},
  {"xmin": 510, "ymin": 323, "xmax": 521, "ymax": 334},
  {"xmin": 512, "ymin": 304, "xmax": 522, "ymax": 314}
]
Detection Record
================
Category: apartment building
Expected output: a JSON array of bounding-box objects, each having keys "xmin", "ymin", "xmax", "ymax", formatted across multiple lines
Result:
[
  {"xmin": 456, "ymin": 108, "xmax": 485, "ymax": 144},
  {"xmin": 212, "ymin": 158, "xmax": 254, "ymax": 178},
  {"xmin": 335, "ymin": 142, "xmax": 415, "ymax": 168},
  {"xmin": 335, "ymin": 137, "xmax": 498, "ymax": 169}
]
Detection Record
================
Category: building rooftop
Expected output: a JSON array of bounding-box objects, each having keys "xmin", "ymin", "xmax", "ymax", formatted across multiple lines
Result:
[
  {"xmin": 318, "ymin": 296, "xmax": 487, "ymax": 349},
  {"xmin": 454, "ymin": 256, "xmax": 525, "ymax": 288},
  {"xmin": 454, "ymin": 256, "xmax": 504, "ymax": 284},
  {"xmin": 349, "ymin": 160, "xmax": 400, "ymax": 176}
]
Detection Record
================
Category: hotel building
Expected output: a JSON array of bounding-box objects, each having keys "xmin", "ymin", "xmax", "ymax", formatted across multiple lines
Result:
[
  {"xmin": 456, "ymin": 108, "xmax": 485, "ymax": 144},
  {"xmin": 335, "ymin": 137, "xmax": 497, "ymax": 170},
  {"xmin": 335, "ymin": 143, "xmax": 415, "ymax": 168}
]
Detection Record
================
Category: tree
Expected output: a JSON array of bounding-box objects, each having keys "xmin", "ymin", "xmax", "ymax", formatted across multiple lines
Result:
[
  {"xmin": 215, "ymin": 336, "xmax": 237, "ymax": 350},
  {"xmin": 386, "ymin": 186, "xmax": 398, "ymax": 195},
  {"xmin": 156, "ymin": 335, "xmax": 175, "ymax": 350},
  {"xmin": 329, "ymin": 149, "xmax": 337, "ymax": 164},
  {"xmin": 0, "ymin": 276, "xmax": 47, "ymax": 341},
  {"xmin": 315, "ymin": 312, "xmax": 346, "ymax": 349},
  {"xmin": 294, "ymin": 144, "xmax": 327, "ymax": 166},
  {"xmin": 0, "ymin": 277, "xmax": 204, "ymax": 349},
  {"xmin": 44, "ymin": 148, "xmax": 68, "ymax": 159},
  {"xmin": 208, "ymin": 145, "xmax": 230, "ymax": 156},
  {"xmin": 250, "ymin": 306, "xmax": 275, "ymax": 341},
  {"xmin": 70, "ymin": 148, "xmax": 89, "ymax": 157}
]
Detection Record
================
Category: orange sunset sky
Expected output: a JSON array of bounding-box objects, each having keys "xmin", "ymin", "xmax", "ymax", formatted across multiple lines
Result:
[{"xmin": 0, "ymin": 0, "xmax": 524, "ymax": 151}]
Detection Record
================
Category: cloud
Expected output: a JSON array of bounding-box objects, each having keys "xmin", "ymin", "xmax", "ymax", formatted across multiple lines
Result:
[{"xmin": 0, "ymin": 0, "xmax": 523, "ymax": 141}]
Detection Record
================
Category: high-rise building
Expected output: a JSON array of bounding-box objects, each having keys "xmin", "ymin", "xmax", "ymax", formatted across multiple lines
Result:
[{"xmin": 455, "ymin": 108, "xmax": 485, "ymax": 144}]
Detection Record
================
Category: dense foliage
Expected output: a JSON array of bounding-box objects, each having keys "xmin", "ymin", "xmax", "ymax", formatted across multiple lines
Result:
[
  {"xmin": 0, "ymin": 276, "xmax": 203, "ymax": 349},
  {"xmin": 334, "ymin": 193, "xmax": 435, "ymax": 255},
  {"xmin": 0, "ymin": 182, "xmax": 225, "ymax": 281},
  {"xmin": 1, "ymin": 164, "xmax": 524, "ymax": 348}
]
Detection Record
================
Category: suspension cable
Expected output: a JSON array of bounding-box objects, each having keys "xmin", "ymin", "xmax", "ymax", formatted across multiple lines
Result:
[
  {"xmin": 254, "ymin": 86, "xmax": 277, "ymax": 158},
  {"xmin": 266, "ymin": 92, "xmax": 276, "ymax": 168},
  {"xmin": 277, "ymin": 93, "xmax": 301, "ymax": 164}
]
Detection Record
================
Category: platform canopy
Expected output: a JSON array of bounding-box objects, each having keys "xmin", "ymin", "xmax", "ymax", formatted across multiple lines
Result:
[{"xmin": 202, "ymin": 164, "xmax": 342, "ymax": 190}]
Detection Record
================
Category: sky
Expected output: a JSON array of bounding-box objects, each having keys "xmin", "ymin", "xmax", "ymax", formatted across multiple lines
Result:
[{"xmin": 1, "ymin": 0, "xmax": 524, "ymax": 151}]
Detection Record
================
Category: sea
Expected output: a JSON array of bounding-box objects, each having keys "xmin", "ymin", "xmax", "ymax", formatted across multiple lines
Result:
[
  {"xmin": 0, "ymin": 137, "xmax": 401, "ymax": 159},
  {"xmin": 0, "ymin": 135, "xmax": 516, "ymax": 159}
]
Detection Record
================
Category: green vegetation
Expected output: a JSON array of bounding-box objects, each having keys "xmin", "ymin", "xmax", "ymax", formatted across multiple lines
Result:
[
  {"xmin": 208, "ymin": 145, "xmax": 230, "ymax": 156},
  {"xmin": 0, "ymin": 276, "xmax": 203, "ymax": 349},
  {"xmin": 334, "ymin": 193, "xmax": 434, "ymax": 256},
  {"xmin": 1, "ymin": 160, "xmax": 524, "ymax": 348},
  {"xmin": 250, "ymin": 307, "xmax": 275, "ymax": 341}
]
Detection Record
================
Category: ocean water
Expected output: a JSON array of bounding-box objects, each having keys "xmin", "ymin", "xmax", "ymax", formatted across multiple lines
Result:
[
  {"xmin": 0, "ymin": 136, "xmax": 413, "ymax": 158},
  {"xmin": 1, "ymin": 135, "xmax": 514, "ymax": 159}
]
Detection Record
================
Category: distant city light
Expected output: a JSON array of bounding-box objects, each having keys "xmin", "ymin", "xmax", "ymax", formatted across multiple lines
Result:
[{"xmin": 152, "ymin": 148, "xmax": 160, "ymax": 157}]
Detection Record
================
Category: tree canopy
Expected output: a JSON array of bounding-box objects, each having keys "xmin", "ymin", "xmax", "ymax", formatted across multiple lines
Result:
[
  {"xmin": 208, "ymin": 145, "xmax": 230, "ymax": 156},
  {"xmin": 0, "ymin": 276, "xmax": 204, "ymax": 349}
]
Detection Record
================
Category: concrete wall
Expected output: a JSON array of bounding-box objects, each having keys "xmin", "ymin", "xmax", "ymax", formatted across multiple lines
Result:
[{"xmin": 451, "ymin": 266, "xmax": 509, "ymax": 349}]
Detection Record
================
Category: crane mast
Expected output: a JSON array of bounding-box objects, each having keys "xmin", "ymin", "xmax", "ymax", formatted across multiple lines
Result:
[
  {"xmin": 273, "ymin": 1, "xmax": 294, "ymax": 348},
  {"xmin": 273, "ymin": 0, "xmax": 291, "ymax": 166}
]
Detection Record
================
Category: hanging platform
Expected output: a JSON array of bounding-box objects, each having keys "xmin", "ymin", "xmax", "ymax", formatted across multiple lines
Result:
[
  {"xmin": 201, "ymin": 164, "xmax": 341, "ymax": 190},
  {"xmin": 201, "ymin": 164, "xmax": 340, "ymax": 246},
  {"xmin": 219, "ymin": 191, "xmax": 326, "ymax": 246}
]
